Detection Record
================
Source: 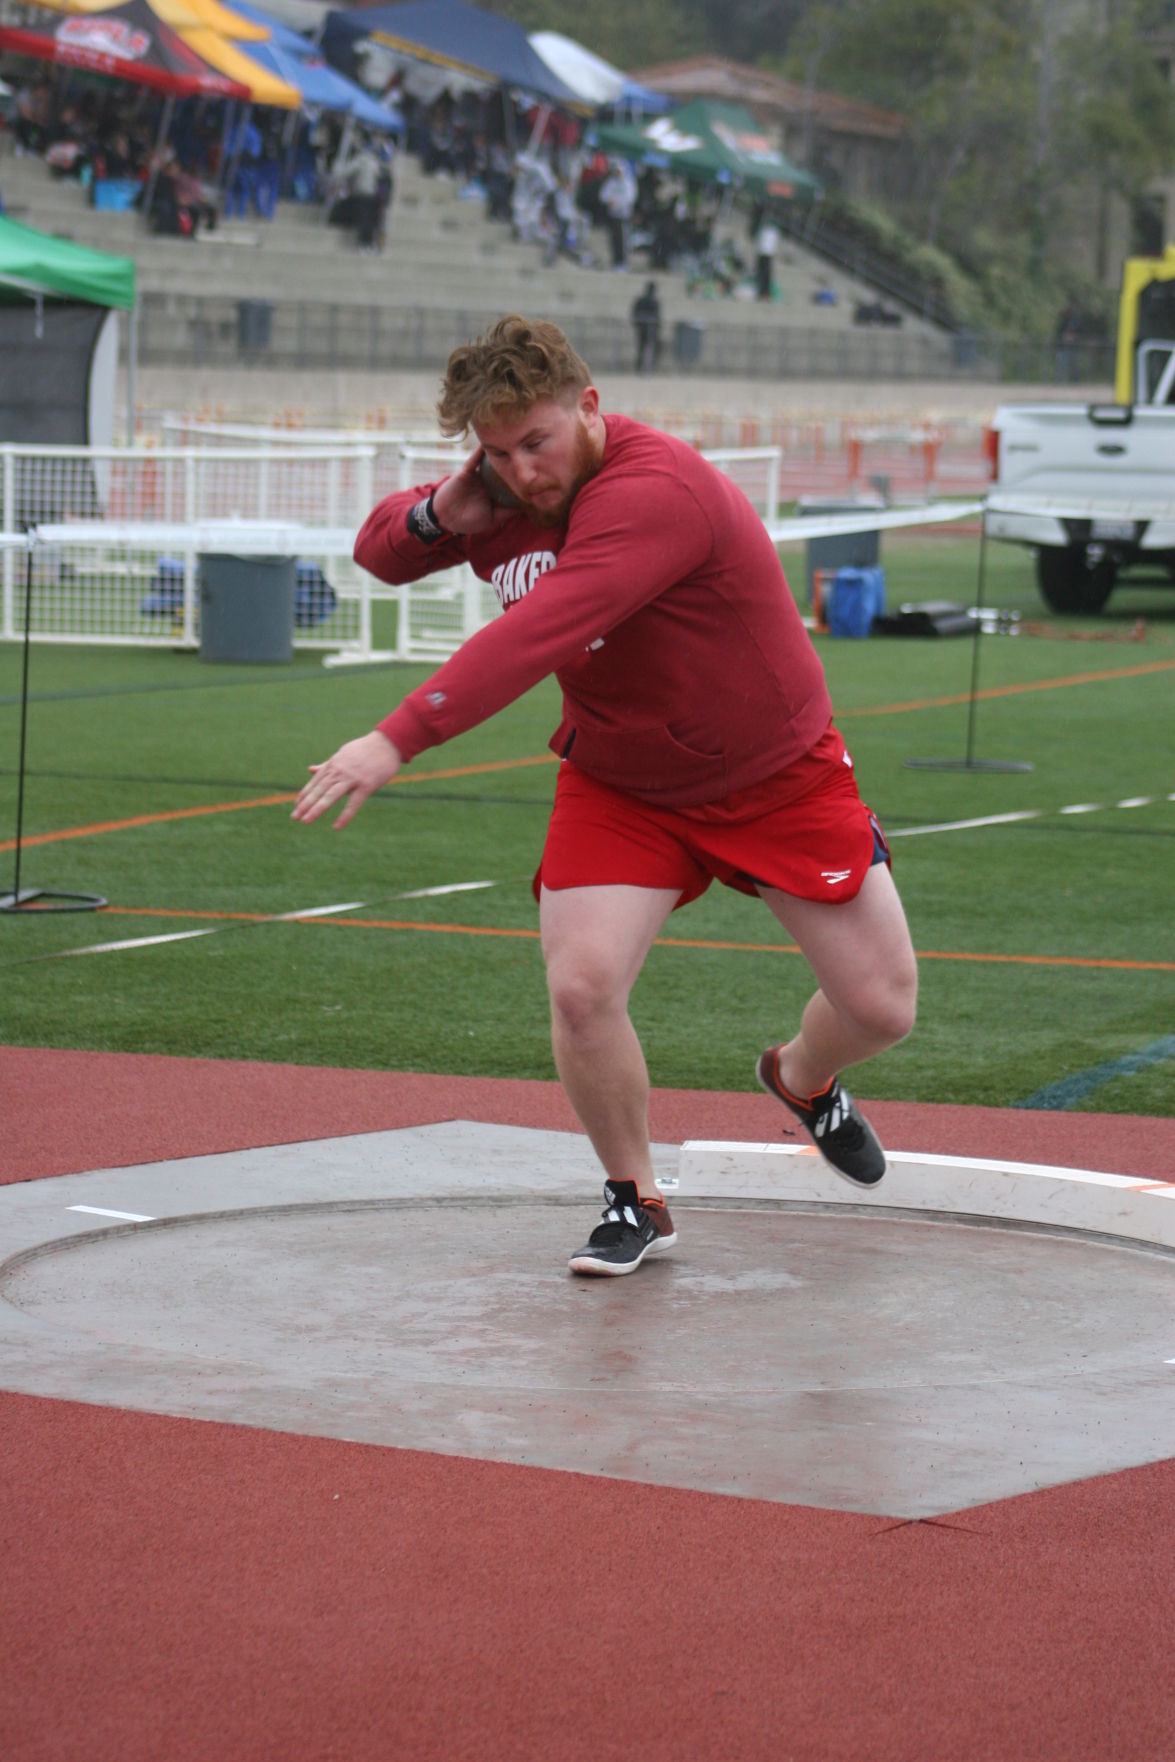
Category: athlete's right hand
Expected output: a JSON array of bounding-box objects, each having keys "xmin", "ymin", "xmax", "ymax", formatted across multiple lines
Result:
[
  {"xmin": 432, "ymin": 447, "xmax": 517, "ymax": 535},
  {"xmin": 292, "ymin": 730, "xmax": 402, "ymax": 830}
]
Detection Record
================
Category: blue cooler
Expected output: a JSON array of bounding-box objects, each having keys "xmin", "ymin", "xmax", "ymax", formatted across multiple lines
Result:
[{"xmin": 827, "ymin": 566, "xmax": 886, "ymax": 637}]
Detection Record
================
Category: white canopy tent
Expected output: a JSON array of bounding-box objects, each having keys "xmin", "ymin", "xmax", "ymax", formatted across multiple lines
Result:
[{"xmin": 527, "ymin": 31, "xmax": 625, "ymax": 107}]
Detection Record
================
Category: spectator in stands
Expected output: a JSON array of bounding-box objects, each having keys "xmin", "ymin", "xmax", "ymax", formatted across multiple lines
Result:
[
  {"xmin": 44, "ymin": 101, "xmax": 96, "ymax": 182},
  {"xmin": 512, "ymin": 151, "xmax": 556, "ymax": 245},
  {"xmin": 577, "ymin": 148, "xmax": 609, "ymax": 228},
  {"xmin": 374, "ymin": 140, "xmax": 396, "ymax": 250},
  {"xmin": 92, "ymin": 129, "xmax": 138, "ymax": 183},
  {"xmin": 599, "ymin": 158, "xmax": 636, "ymax": 271},
  {"xmin": 335, "ymin": 132, "xmax": 383, "ymax": 252},
  {"xmin": 649, "ymin": 192, "xmax": 683, "ymax": 271},
  {"xmin": 252, "ymin": 119, "xmax": 283, "ymax": 221},
  {"xmin": 543, "ymin": 178, "xmax": 589, "ymax": 266},
  {"xmin": 14, "ymin": 78, "xmax": 51, "ymax": 155},
  {"xmin": 423, "ymin": 102, "xmax": 457, "ymax": 176},
  {"xmin": 485, "ymin": 141, "xmax": 513, "ymax": 222},
  {"xmin": 311, "ymin": 114, "xmax": 341, "ymax": 197},
  {"xmin": 631, "ymin": 281, "xmax": 662, "ymax": 372},
  {"xmin": 224, "ymin": 116, "xmax": 262, "ymax": 219},
  {"xmin": 174, "ymin": 163, "xmax": 220, "ymax": 234},
  {"xmin": 143, "ymin": 146, "xmax": 201, "ymax": 237},
  {"xmin": 755, "ymin": 210, "xmax": 780, "ymax": 301}
]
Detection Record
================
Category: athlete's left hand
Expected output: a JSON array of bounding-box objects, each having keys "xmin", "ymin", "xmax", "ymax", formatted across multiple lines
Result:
[{"xmin": 292, "ymin": 730, "xmax": 402, "ymax": 829}]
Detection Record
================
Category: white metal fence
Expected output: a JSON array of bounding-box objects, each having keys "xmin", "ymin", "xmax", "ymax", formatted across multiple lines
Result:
[
  {"xmin": 2, "ymin": 441, "xmax": 785, "ymax": 662},
  {"xmin": 159, "ymin": 423, "xmax": 785, "ymax": 521}
]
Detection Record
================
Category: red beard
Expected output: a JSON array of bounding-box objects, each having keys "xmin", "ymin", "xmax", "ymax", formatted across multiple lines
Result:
[{"xmin": 514, "ymin": 420, "xmax": 602, "ymax": 529}]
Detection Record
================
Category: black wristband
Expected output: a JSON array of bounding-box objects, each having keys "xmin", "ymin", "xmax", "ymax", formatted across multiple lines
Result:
[{"xmin": 406, "ymin": 490, "xmax": 449, "ymax": 545}]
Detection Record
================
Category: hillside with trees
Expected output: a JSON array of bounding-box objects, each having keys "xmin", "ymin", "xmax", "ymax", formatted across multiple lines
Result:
[{"xmin": 489, "ymin": 0, "xmax": 1175, "ymax": 346}]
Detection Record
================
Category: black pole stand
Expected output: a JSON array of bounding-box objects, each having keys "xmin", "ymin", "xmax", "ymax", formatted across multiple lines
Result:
[
  {"xmin": 903, "ymin": 510, "xmax": 1033, "ymax": 774},
  {"xmin": 0, "ymin": 539, "xmax": 106, "ymax": 913}
]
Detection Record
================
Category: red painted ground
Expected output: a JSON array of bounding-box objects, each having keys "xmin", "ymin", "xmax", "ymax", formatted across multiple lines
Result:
[
  {"xmin": 3, "ymin": 1045, "xmax": 1174, "ymax": 1761},
  {"xmin": 3, "ymin": 1045, "xmax": 1173, "ymax": 1185}
]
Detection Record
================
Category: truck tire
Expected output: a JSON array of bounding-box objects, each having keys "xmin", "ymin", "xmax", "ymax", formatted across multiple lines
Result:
[{"xmin": 1035, "ymin": 547, "xmax": 1116, "ymax": 614}]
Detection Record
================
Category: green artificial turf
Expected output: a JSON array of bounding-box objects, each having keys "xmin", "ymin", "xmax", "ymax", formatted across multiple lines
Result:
[{"xmin": 2, "ymin": 531, "xmax": 1172, "ymax": 1115}]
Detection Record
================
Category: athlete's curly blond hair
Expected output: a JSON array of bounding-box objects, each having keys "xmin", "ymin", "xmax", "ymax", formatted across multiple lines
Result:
[{"xmin": 436, "ymin": 315, "xmax": 592, "ymax": 437}]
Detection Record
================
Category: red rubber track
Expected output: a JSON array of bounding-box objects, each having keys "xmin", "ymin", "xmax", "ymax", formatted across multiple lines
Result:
[{"xmin": 3, "ymin": 1046, "xmax": 1174, "ymax": 1762}]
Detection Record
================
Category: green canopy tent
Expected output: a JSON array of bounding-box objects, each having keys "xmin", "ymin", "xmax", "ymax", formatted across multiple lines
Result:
[
  {"xmin": 589, "ymin": 98, "xmax": 821, "ymax": 202},
  {"xmin": 0, "ymin": 216, "xmax": 137, "ymax": 444}
]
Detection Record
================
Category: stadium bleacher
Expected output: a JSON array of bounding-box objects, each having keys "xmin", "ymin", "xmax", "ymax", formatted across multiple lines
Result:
[{"xmin": 0, "ymin": 138, "xmax": 957, "ymax": 377}]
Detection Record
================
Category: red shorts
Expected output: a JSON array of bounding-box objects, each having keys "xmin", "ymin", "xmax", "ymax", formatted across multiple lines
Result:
[{"xmin": 535, "ymin": 722, "xmax": 890, "ymax": 909}]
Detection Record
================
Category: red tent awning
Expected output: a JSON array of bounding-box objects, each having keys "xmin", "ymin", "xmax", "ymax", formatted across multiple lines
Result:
[{"xmin": 0, "ymin": 1, "xmax": 249, "ymax": 98}]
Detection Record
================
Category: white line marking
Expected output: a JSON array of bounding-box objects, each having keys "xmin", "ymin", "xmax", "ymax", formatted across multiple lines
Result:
[
  {"xmin": 59, "ymin": 929, "xmax": 218, "ymax": 956},
  {"xmin": 33, "ymin": 883, "xmax": 501, "ymax": 963},
  {"xmin": 68, "ymin": 1205, "xmax": 155, "ymax": 1222},
  {"xmin": 889, "ymin": 810, "xmax": 1040, "ymax": 838},
  {"xmin": 890, "ymin": 791, "xmax": 1171, "ymax": 841},
  {"xmin": 398, "ymin": 881, "xmax": 496, "ymax": 898},
  {"xmin": 273, "ymin": 900, "xmax": 367, "ymax": 921}
]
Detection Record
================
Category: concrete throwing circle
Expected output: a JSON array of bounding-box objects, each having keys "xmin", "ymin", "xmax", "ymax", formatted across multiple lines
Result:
[{"xmin": 4, "ymin": 1196, "xmax": 1173, "ymax": 1517}]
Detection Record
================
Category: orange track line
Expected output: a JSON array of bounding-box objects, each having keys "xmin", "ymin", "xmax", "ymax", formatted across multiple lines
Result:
[
  {"xmin": 0, "ymin": 755, "xmax": 558, "ymax": 853},
  {"xmin": 87, "ymin": 905, "xmax": 1175, "ymax": 971},
  {"xmin": 0, "ymin": 793, "xmax": 294, "ymax": 853},
  {"xmin": 315, "ymin": 917, "xmax": 538, "ymax": 938},
  {"xmin": 657, "ymin": 936, "xmax": 1170, "ymax": 972},
  {"xmin": 394, "ymin": 754, "xmax": 557, "ymax": 781},
  {"xmin": 913, "ymin": 947, "xmax": 1172, "ymax": 973},
  {"xmin": 5, "ymin": 659, "xmax": 1170, "ymax": 851},
  {"xmin": 838, "ymin": 658, "xmax": 1175, "ymax": 719}
]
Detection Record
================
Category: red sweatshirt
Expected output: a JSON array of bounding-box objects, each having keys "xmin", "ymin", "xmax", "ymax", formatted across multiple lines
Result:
[{"xmin": 355, "ymin": 413, "xmax": 831, "ymax": 809}]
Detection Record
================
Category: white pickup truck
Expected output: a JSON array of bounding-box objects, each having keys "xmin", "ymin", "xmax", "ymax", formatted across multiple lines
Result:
[
  {"xmin": 985, "ymin": 400, "xmax": 1175, "ymax": 613},
  {"xmin": 985, "ymin": 251, "xmax": 1175, "ymax": 613}
]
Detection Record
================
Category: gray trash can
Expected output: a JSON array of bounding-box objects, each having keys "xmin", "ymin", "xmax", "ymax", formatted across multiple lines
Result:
[
  {"xmin": 199, "ymin": 554, "xmax": 296, "ymax": 663},
  {"xmin": 673, "ymin": 320, "xmax": 705, "ymax": 367},
  {"xmin": 796, "ymin": 496, "xmax": 883, "ymax": 609},
  {"xmin": 237, "ymin": 299, "xmax": 273, "ymax": 353}
]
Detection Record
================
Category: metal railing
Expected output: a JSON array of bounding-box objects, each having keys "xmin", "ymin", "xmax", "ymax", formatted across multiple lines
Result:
[
  {"xmin": 133, "ymin": 293, "xmax": 1119, "ymax": 385},
  {"xmin": 0, "ymin": 436, "xmax": 997, "ymax": 670},
  {"xmin": 0, "ymin": 443, "xmax": 376, "ymax": 654},
  {"xmin": 136, "ymin": 295, "xmax": 974, "ymax": 381},
  {"xmin": 0, "ymin": 440, "xmax": 796, "ymax": 662}
]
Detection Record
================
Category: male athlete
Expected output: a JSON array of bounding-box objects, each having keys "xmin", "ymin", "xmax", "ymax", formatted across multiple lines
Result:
[{"xmin": 293, "ymin": 316, "xmax": 918, "ymax": 1276}]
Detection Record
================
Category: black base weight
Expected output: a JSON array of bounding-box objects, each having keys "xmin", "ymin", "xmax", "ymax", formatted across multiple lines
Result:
[{"xmin": 0, "ymin": 889, "xmax": 108, "ymax": 913}]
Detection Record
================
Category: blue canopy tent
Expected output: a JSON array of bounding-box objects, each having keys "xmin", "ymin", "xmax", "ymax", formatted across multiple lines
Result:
[
  {"xmin": 230, "ymin": 1, "xmax": 402, "ymax": 130},
  {"xmin": 618, "ymin": 78, "xmax": 672, "ymax": 116},
  {"xmin": 321, "ymin": 0, "xmax": 585, "ymax": 111}
]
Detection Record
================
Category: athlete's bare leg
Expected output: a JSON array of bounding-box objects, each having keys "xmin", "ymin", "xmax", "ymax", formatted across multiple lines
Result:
[
  {"xmin": 758, "ymin": 863, "xmax": 918, "ymax": 1098},
  {"xmin": 540, "ymin": 883, "xmax": 679, "ymax": 1200}
]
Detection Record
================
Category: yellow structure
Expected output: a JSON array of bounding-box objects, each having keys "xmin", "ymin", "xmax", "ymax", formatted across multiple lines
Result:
[{"xmin": 1114, "ymin": 243, "xmax": 1175, "ymax": 403}]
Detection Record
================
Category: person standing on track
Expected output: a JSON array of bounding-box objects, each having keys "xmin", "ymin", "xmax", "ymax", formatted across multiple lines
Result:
[{"xmin": 293, "ymin": 315, "xmax": 918, "ymax": 1277}]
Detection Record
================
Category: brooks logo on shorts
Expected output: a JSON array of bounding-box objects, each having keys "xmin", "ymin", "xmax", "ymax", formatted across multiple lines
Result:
[{"xmin": 821, "ymin": 868, "xmax": 852, "ymax": 884}]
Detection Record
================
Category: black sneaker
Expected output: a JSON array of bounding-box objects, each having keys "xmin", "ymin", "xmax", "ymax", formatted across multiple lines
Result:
[
  {"xmin": 755, "ymin": 1045, "xmax": 886, "ymax": 1186},
  {"xmin": 568, "ymin": 1180, "xmax": 678, "ymax": 1277}
]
